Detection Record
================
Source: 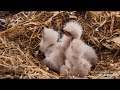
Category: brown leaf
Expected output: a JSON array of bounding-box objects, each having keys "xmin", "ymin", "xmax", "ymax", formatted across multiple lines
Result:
[{"xmin": 111, "ymin": 37, "xmax": 120, "ymax": 46}]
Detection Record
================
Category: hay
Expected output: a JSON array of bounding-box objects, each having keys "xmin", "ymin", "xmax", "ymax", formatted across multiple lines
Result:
[
  {"xmin": 0, "ymin": 11, "xmax": 120, "ymax": 79},
  {"xmin": 83, "ymin": 11, "xmax": 120, "ymax": 50}
]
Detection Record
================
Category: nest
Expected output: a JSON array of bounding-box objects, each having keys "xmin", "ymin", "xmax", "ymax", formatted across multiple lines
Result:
[
  {"xmin": 0, "ymin": 11, "xmax": 120, "ymax": 79},
  {"xmin": 83, "ymin": 11, "xmax": 120, "ymax": 50}
]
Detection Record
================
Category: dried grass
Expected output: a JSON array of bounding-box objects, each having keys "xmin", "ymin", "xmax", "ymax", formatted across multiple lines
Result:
[{"xmin": 0, "ymin": 11, "xmax": 120, "ymax": 79}]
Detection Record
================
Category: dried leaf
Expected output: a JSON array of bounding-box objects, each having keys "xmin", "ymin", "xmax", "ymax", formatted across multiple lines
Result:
[{"xmin": 111, "ymin": 37, "xmax": 120, "ymax": 46}]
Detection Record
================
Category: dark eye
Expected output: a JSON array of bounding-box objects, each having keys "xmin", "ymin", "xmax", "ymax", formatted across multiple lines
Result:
[{"xmin": 41, "ymin": 26, "xmax": 44, "ymax": 30}]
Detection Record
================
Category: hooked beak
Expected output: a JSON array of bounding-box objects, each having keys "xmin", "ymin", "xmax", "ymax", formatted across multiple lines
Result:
[
  {"xmin": 60, "ymin": 29, "xmax": 72, "ymax": 37},
  {"xmin": 60, "ymin": 29, "xmax": 65, "ymax": 34}
]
